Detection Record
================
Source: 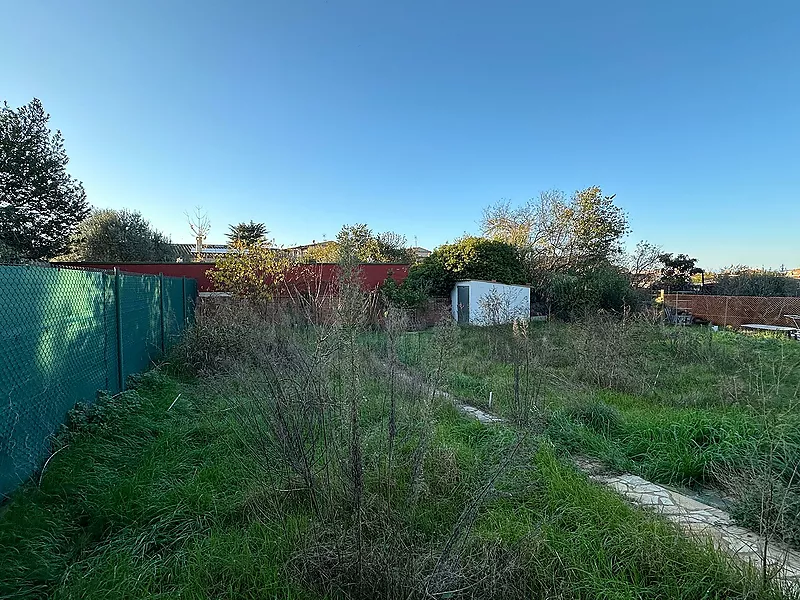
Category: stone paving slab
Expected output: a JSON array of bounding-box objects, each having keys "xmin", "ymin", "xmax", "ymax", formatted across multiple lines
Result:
[{"xmin": 589, "ymin": 471, "xmax": 800, "ymax": 589}]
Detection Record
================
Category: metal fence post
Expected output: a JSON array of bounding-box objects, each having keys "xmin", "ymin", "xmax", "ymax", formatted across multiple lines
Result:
[
  {"xmin": 114, "ymin": 269, "xmax": 125, "ymax": 392},
  {"xmin": 182, "ymin": 276, "xmax": 187, "ymax": 327},
  {"xmin": 159, "ymin": 273, "xmax": 166, "ymax": 354}
]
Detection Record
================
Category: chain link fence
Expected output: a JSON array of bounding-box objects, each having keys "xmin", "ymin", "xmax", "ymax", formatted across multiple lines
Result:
[
  {"xmin": 662, "ymin": 292, "xmax": 800, "ymax": 329},
  {"xmin": 0, "ymin": 265, "xmax": 197, "ymax": 497}
]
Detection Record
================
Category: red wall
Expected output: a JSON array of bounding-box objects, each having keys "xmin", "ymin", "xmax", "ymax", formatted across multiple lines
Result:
[{"xmin": 53, "ymin": 262, "xmax": 409, "ymax": 293}]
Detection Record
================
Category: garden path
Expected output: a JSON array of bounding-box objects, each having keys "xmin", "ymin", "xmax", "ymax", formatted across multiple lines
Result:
[{"xmin": 410, "ymin": 371, "xmax": 800, "ymax": 592}]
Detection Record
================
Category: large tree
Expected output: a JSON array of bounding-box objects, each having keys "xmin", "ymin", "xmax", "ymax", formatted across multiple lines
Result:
[
  {"xmin": 481, "ymin": 187, "xmax": 628, "ymax": 273},
  {"xmin": 303, "ymin": 224, "xmax": 413, "ymax": 264},
  {"xmin": 655, "ymin": 253, "xmax": 703, "ymax": 291},
  {"xmin": 66, "ymin": 209, "xmax": 173, "ymax": 262},
  {"xmin": 227, "ymin": 221, "xmax": 268, "ymax": 246},
  {"xmin": 623, "ymin": 240, "xmax": 663, "ymax": 288},
  {"xmin": 0, "ymin": 98, "xmax": 89, "ymax": 260}
]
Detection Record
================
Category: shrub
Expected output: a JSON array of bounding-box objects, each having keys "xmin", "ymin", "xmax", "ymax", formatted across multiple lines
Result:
[
  {"xmin": 541, "ymin": 264, "xmax": 641, "ymax": 318},
  {"xmin": 390, "ymin": 237, "xmax": 527, "ymax": 305},
  {"xmin": 565, "ymin": 398, "xmax": 624, "ymax": 434},
  {"xmin": 711, "ymin": 272, "xmax": 800, "ymax": 297}
]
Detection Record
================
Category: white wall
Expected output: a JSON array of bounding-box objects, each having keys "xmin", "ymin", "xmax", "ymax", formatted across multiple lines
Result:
[{"xmin": 452, "ymin": 281, "xmax": 531, "ymax": 325}]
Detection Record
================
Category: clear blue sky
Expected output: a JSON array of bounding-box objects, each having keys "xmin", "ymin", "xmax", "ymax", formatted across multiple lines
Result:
[{"xmin": 5, "ymin": 0, "xmax": 799, "ymax": 270}]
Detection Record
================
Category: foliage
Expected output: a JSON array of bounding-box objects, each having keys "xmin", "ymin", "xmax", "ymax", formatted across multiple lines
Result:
[
  {"xmin": 302, "ymin": 241, "xmax": 339, "ymax": 263},
  {"xmin": 226, "ymin": 221, "xmax": 268, "ymax": 246},
  {"xmin": 64, "ymin": 208, "xmax": 173, "ymax": 262},
  {"xmin": 391, "ymin": 237, "xmax": 527, "ymax": 304},
  {"xmin": 0, "ymin": 316, "xmax": 787, "ymax": 599},
  {"xmin": 0, "ymin": 308, "xmax": 792, "ymax": 599},
  {"xmin": 0, "ymin": 240, "xmax": 21, "ymax": 264},
  {"xmin": 301, "ymin": 225, "xmax": 413, "ymax": 264},
  {"xmin": 379, "ymin": 275, "xmax": 428, "ymax": 309},
  {"xmin": 209, "ymin": 240, "xmax": 294, "ymax": 303},
  {"xmin": 622, "ymin": 240, "xmax": 662, "ymax": 288},
  {"xmin": 411, "ymin": 319, "xmax": 800, "ymax": 553},
  {"xmin": 541, "ymin": 263, "xmax": 641, "ymax": 318},
  {"xmin": 655, "ymin": 252, "xmax": 703, "ymax": 291},
  {"xmin": 0, "ymin": 98, "xmax": 89, "ymax": 260},
  {"xmin": 481, "ymin": 187, "xmax": 629, "ymax": 274},
  {"xmin": 338, "ymin": 223, "xmax": 413, "ymax": 263},
  {"xmin": 711, "ymin": 270, "xmax": 800, "ymax": 297}
]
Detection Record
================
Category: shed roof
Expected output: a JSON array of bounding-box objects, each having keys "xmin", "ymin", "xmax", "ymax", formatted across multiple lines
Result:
[{"xmin": 454, "ymin": 280, "xmax": 532, "ymax": 288}]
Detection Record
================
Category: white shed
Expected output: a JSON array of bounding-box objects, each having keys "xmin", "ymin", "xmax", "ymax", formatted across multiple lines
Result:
[{"xmin": 451, "ymin": 280, "xmax": 531, "ymax": 325}]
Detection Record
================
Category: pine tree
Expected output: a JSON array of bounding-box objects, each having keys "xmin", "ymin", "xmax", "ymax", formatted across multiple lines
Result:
[
  {"xmin": 226, "ymin": 221, "xmax": 268, "ymax": 246},
  {"xmin": 0, "ymin": 98, "xmax": 89, "ymax": 260}
]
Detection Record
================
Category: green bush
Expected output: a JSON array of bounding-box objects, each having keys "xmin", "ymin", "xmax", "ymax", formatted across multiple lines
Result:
[
  {"xmin": 388, "ymin": 237, "xmax": 527, "ymax": 306},
  {"xmin": 542, "ymin": 264, "xmax": 640, "ymax": 318},
  {"xmin": 711, "ymin": 272, "xmax": 800, "ymax": 297}
]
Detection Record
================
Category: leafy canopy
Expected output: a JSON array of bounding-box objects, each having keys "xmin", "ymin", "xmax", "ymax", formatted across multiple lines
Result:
[
  {"xmin": 481, "ymin": 186, "xmax": 628, "ymax": 273},
  {"xmin": 302, "ymin": 224, "xmax": 413, "ymax": 264},
  {"xmin": 0, "ymin": 98, "xmax": 89, "ymax": 260},
  {"xmin": 654, "ymin": 253, "xmax": 703, "ymax": 291},
  {"xmin": 209, "ymin": 240, "xmax": 295, "ymax": 303},
  {"xmin": 226, "ymin": 221, "xmax": 268, "ymax": 246},
  {"xmin": 711, "ymin": 269, "xmax": 800, "ymax": 297},
  {"xmin": 398, "ymin": 237, "xmax": 527, "ymax": 301},
  {"xmin": 65, "ymin": 209, "xmax": 173, "ymax": 262}
]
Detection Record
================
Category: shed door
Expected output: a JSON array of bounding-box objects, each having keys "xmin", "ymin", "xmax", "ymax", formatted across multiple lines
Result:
[{"xmin": 456, "ymin": 285, "xmax": 470, "ymax": 324}]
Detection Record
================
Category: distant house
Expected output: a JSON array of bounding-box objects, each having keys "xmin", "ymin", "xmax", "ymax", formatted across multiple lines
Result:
[
  {"xmin": 787, "ymin": 268, "xmax": 800, "ymax": 279},
  {"xmin": 412, "ymin": 247, "xmax": 431, "ymax": 260},
  {"xmin": 171, "ymin": 243, "xmax": 230, "ymax": 262}
]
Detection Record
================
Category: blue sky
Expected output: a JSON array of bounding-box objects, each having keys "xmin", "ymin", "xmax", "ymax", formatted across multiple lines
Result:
[{"xmin": 5, "ymin": 0, "xmax": 799, "ymax": 270}]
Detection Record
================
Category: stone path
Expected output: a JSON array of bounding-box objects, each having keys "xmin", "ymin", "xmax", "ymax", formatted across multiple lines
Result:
[
  {"xmin": 581, "ymin": 465, "xmax": 800, "ymax": 589},
  {"xmin": 450, "ymin": 397, "xmax": 800, "ymax": 591},
  {"xmin": 397, "ymin": 365, "xmax": 800, "ymax": 591}
]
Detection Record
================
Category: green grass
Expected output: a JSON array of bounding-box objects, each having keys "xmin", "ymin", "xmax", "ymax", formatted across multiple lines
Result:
[
  {"xmin": 0, "ymin": 370, "xmax": 312, "ymax": 599},
  {"xmin": 1, "ymin": 319, "xmax": 795, "ymax": 599},
  {"xmin": 399, "ymin": 321, "xmax": 800, "ymax": 547}
]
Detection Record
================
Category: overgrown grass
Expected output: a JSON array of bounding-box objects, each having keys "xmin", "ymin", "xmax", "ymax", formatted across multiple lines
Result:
[
  {"xmin": 396, "ymin": 319, "xmax": 800, "ymax": 549},
  {"xmin": 0, "ymin": 369, "xmax": 312, "ymax": 599},
  {"xmin": 0, "ymin": 306, "xmax": 795, "ymax": 598}
]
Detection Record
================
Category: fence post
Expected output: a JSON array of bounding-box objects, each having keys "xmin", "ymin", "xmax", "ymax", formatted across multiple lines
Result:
[
  {"xmin": 114, "ymin": 269, "xmax": 125, "ymax": 392},
  {"xmin": 724, "ymin": 296, "xmax": 729, "ymax": 328},
  {"xmin": 182, "ymin": 277, "xmax": 187, "ymax": 327},
  {"xmin": 159, "ymin": 273, "xmax": 166, "ymax": 354}
]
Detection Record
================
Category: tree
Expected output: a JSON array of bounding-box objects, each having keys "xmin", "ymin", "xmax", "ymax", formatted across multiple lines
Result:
[
  {"xmin": 227, "ymin": 221, "xmax": 268, "ymax": 246},
  {"xmin": 481, "ymin": 187, "xmax": 628, "ymax": 274},
  {"xmin": 0, "ymin": 98, "xmax": 89, "ymax": 260},
  {"xmin": 303, "ymin": 241, "xmax": 339, "ymax": 263},
  {"xmin": 209, "ymin": 240, "xmax": 295, "ymax": 304},
  {"xmin": 623, "ymin": 240, "xmax": 662, "ymax": 288},
  {"xmin": 187, "ymin": 206, "xmax": 210, "ymax": 260},
  {"xmin": 655, "ymin": 253, "xmax": 703, "ymax": 291},
  {"xmin": 303, "ymin": 224, "xmax": 413, "ymax": 264},
  {"xmin": 65, "ymin": 209, "xmax": 173, "ymax": 262},
  {"xmin": 399, "ymin": 237, "xmax": 527, "ymax": 299}
]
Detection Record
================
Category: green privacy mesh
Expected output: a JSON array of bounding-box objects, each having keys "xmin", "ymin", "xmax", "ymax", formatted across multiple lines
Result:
[{"xmin": 0, "ymin": 266, "xmax": 197, "ymax": 497}]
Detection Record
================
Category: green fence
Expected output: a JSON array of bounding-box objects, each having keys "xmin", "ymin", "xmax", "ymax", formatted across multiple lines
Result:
[{"xmin": 0, "ymin": 265, "xmax": 197, "ymax": 498}]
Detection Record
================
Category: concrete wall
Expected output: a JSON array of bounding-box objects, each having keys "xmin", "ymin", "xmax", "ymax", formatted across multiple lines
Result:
[
  {"xmin": 52, "ymin": 262, "xmax": 410, "ymax": 293},
  {"xmin": 452, "ymin": 281, "xmax": 530, "ymax": 325}
]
